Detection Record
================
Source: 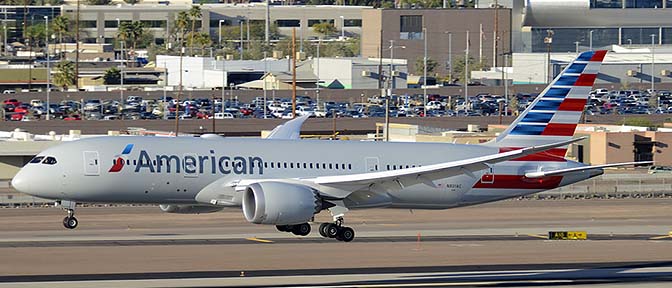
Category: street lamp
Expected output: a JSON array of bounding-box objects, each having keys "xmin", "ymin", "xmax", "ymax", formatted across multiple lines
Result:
[
  {"xmin": 574, "ymin": 41, "xmax": 580, "ymax": 54},
  {"xmin": 339, "ymin": 16, "xmax": 344, "ymax": 39},
  {"xmin": 589, "ymin": 30, "xmax": 594, "ymax": 51},
  {"xmin": 445, "ymin": 31, "xmax": 452, "ymax": 83},
  {"xmin": 651, "ymin": 33, "xmax": 656, "ymax": 106},
  {"xmin": 422, "ymin": 26, "xmax": 427, "ymax": 117},
  {"xmin": 119, "ymin": 40, "xmax": 125, "ymax": 109},
  {"xmin": 218, "ymin": 19, "xmax": 226, "ymax": 47},
  {"xmin": 44, "ymin": 16, "xmax": 50, "ymax": 120},
  {"xmin": 627, "ymin": 38, "xmax": 632, "ymax": 46}
]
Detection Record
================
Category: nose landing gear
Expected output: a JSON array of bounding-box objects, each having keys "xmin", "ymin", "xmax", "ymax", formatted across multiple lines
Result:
[{"xmin": 57, "ymin": 200, "xmax": 78, "ymax": 229}]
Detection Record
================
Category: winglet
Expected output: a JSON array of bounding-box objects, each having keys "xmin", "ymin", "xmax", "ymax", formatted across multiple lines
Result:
[{"xmin": 266, "ymin": 115, "xmax": 310, "ymax": 140}]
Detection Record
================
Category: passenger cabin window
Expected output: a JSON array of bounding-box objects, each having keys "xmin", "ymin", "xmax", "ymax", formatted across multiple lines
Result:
[
  {"xmin": 42, "ymin": 157, "xmax": 57, "ymax": 165},
  {"xmin": 29, "ymin": 156, "xmax": 45, "ymax": 164}
]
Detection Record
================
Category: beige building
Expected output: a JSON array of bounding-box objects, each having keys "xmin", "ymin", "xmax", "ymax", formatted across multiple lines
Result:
[{"xmin": 361, "ymin": 8, "xmax": 512, "ymax": 76}]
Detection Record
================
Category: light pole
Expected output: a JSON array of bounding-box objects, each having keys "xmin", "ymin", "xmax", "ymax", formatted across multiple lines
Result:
[
  {"xmin": 651, "ymin": 33, "xmax": 656, "ymax": 105},
  {"xmin": 263, "ymin": 51, "xmax": 267, "ymax": 119},
  {"xmin": 627, "ymin": 38, "xmax": 632, "ymax": 47},
  {"xmin": 447, "ymin": 31, "xmax": 452, "ymax": 83},
  {"xmin": 218, "ymin": 19, "xmax": 226, "ymax": 47},
  {"xmin": 119, "ymin": 40, "xmax": 125, "ymax": 109},
  {"xmin": 339, "ymin": 16, "xmax": 344, "ymax": 39},
  {"xmin": 589, "ymin": 30, "xmax": 594, "ymax": 51},
  {"xmin": 44, "ymin": 16, "xmax": 50, "ymax": 120},
  {"xmin": 316, "ymin": 37, "xmax": 321, "ymax": 111},
  {"xmin": 422, "ymin": 26, "xmax": 427, "ymax": 117},
  {"xmin": 574, "ymin": 41, "xmax": 580, "ymax": 54},
  {"xmin": 387, "ymin": 40, "xmax": 405, "ymax": 94},
  {"xmin": 239, "ymin": 21, "xmax": 243, "ymax": 60}
]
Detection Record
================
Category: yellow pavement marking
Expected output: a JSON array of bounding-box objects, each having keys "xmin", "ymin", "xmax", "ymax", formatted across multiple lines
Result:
[
  {"xmin": 527, "ymin": 234, "xmax": 548, "ymax": 239},
  {"xmin": 245, "ymin": 237, "xmax": 274, "ymax": 243},
  {"xmin": 649, "ymin": 235, "xmax": 671, "ymax": 240}
]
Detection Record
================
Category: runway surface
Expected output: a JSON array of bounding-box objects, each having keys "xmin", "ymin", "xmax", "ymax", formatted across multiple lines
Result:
[{"xmin": 0, "ymin": 199, "xmax": 671, "ymax": 287}]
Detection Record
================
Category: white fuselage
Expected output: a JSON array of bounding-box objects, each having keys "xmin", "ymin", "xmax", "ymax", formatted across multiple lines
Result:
[{"xmin": 12, "ymin": 136, "xmax": 595, "ymax": 210}]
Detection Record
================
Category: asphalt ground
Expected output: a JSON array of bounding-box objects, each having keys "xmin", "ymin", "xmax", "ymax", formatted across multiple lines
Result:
[{"xmin": 0, "ymin": 199, "xmax": 671, "ymax": 287}]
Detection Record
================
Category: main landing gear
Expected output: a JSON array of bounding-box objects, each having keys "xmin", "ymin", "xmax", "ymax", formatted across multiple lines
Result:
[
  {"xmin": 318, "ymin": 217, "xmax": 355, "ymax": 242},
  {"xmin": 58, "ymin": 200, "xmax": 78, "ymax": 229},
  {"xmin": 276, "ymin": 223, "xmax": 311, "ymax": 236}
]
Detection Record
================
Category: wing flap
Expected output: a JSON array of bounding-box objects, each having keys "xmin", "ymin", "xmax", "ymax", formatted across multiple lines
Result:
[{"xmin": 525, "ymin": 161, "xmax": 652, "ymax": 178}]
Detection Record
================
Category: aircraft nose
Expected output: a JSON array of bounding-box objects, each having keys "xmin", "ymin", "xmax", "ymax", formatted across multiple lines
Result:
[{"xmin": 11, "ymin": 169, "xmax": 31, "ymax": 194}]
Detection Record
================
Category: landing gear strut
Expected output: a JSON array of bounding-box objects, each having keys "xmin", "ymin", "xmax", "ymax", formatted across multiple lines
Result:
[
  {"xmin": 276, "ymin": 223, "xmax": 311, "ymax": 236},
  {"xmin": 58, "ymin": 200, "xmax": 78, "ymax": 229},
  {"xmin": 319, "ymin": 217, "xmax": 355, "ymax": 242}
]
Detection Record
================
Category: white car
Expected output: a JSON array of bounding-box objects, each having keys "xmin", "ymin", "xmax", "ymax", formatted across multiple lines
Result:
[
  {"xmin": 426, "ymin": 101, "xmax": 443, "ymax": 110},
  {"xmin": 214, "ymin": 112, "xmax": 234, "ymax": 119},
  {"xmin": 296, "ymin": 106, "xmax": 315, "ymax": 117}
]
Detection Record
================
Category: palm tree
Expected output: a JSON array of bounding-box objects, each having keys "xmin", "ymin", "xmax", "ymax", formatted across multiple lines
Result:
[
  {"xmin": 196, "ymin": 33, "xmax": 211, "ymax": 56},
  {"xmin": 52, "ymin": 15, "xmax": 69, "ymax": 54},
  {"xmin": 118, "ymin": 21, "xmax": 144, "ymax": 50},
  {"xmin": 187, "ymin": 5, "xmax": 202, "ymax": 56},
  {"xmin": 175, "ymin": 11, "xmax": 189, "ymax": 49},
  {"xmin": 54, "ymin": 60, "xmax": 75, "ymax": 91}
]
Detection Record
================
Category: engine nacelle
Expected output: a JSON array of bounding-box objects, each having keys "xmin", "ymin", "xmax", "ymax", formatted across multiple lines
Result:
[
  {"xmin": 159, "ymin": 204, "xmax": 224, "ymax": 214},
  {"xmin": 242, "ymin": 181, "xmax": 320, "ymax": 225}
]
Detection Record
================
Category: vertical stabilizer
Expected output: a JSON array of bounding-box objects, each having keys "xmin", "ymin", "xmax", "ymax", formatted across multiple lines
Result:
[{"xmin": 487, "ymin": 50, "xmax": 607, "ymax": 152}]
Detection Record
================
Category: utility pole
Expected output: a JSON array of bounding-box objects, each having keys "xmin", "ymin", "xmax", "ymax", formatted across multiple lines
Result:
[
  {"xmin": 651, "ymin": 33, "xmax": 656, "ymax": 108},
  {"xmin": 493, "ymin": 0, "xmax": 498, "ymax": 67},
  {"xmin": 423, "ymin": 27, "xmax": 427, "ymax": 117},
  {"xmin": 263, "ymin": 51, "xmax": 268, "ymax": 118},
  {"xmin": 544, "ymin": 29, "xmax": 554, "ymax": 84},
  {"xmin": 239, "ymin": 21, "xmax": 243, "ymax": 60},
  {"xmin": 45, "ymin": 16, "xmax": 50, "ymax": 120},
  {"xmin": 265, "ymin": 0, "xmax": 270, "ymax": 45},
  {"xmin": 75, "ymin": 0, "xmax": 80, "ymax": 90},
  {"xmin": 177, "ymin": 46, "xmax": 184, "ymax": 136},
  {"xmin": 465, "ymin": 30, "xmax": 469, "ymax": 112},
  {"xmin": 316, "ymin": 38, "xmax": 321, "ymax": 111},
  {"xmin": 291, "ymin": 28, "xmax": 296, "ymax": 118}
]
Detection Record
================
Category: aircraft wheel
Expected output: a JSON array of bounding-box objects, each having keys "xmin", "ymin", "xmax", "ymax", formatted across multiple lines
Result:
[
  {"xmin": 291, "ymin": 223, "xmax": 311, "ymax": 236},
  {"xmin": 63, "ymin": 216, "xmax": 78, "ymax": 229},
  {"xmin": 339, "ymin": 227, "xmax": 355, "ymax": 242},
  {"xmin": 326, "ymin": 223, "xmax": 340, "ymax": 238},
  {"xmin": 318, "ymin": 223, "xmax": 330, "ymax": 238},
  {"xmin": 276, "ymin": 225, "xmax": 291, "ymax": 232}
]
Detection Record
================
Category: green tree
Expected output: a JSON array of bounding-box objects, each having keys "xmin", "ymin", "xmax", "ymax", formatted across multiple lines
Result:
[
  {"xmin": 508, "ymin": 94, "xmax": 519, "ymax": 116},
  {"xmin": 54, "ymin": 60, "xmax": 75, "ymax": 91},
  {"xmin": 452, "ymin": 56, "xmax": 490, "ymax": 83},
  {"xmin": 312, "ymin": 22, "xmax": 337, "ymax": 37},
  {"xmin": 53, "ymin": 15, "xmax": 69, "ymax": 48},
  {"xmin": 415, "ymin": 57, "xmax": 438, "ymax": 75},
  {"xmin": 118, "ymin": 21, "xmax": 145, "ymax": 50},
  {"xmin": 175, "ymin": 11, "xmax": 190, "ymax": 50},
  {"xmin": 187, "ymin": 32, "xmax": 211, "ymax": 56},
  {"xmin": 103, "ymin": 67, "xmax": 121, "ymax": 85},
  {"xmin": 188, "ymin": 5, "xmax": 202, "ymax": 56}
]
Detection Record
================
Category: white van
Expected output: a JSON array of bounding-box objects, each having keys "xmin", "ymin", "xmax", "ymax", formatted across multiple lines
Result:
[{"xmin": 214, "ymin": 112, "xmax": 234, "ymax": 119}]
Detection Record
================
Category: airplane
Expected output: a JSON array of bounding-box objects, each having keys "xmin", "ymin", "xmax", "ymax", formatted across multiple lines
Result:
[{"xmin": 11, "ymin": 50, "xmax": 649, "ymax": 242}]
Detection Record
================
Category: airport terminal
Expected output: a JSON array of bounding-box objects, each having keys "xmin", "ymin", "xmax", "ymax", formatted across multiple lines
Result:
[{"xmin": 1, "ymin": 1, "xmax": 672, "ymax": 287}]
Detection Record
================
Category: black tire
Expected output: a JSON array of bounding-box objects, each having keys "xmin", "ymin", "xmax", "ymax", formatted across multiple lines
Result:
[
  {"xmin": 326, "ymin": 223, "xmax": 340, "ymax": 238},
  {"xmin": 276, "ymin": 225, "xmax": 290, "ymax": 232},
  {"xmin": 318, "ymin": 223, "xmax": 329, "ymax": 238},
  {"xmin": 63, "ymin": 216, "xmax": 78, "ymax": 229},
  {"xmin": 339, "ymin": 227, "xmax": 355, "ymax": 242},
  {"xmin": 292, "ymin": 223, "xmax": 311, "ymax": 236}
]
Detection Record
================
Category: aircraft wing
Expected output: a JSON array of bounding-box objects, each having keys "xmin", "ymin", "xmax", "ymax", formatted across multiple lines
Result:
[
  {"xmin": 308, "ymin": 138, "xmax": 584, "ymax": 197},
  {"xmin": 266, "ymin": 115, "xmax": 310, "ymax": 140},
  {"xmin": 524, "ymin": 161, "xmax": 652, "ymax": 178}
]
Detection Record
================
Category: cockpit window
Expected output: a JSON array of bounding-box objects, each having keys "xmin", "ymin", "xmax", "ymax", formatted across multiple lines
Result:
[
  {"xmin": 29, "ymin": 156, "xmax": 45, "ymax": 164},
  {"xmin": 42, "ymin": 157, "xmax": 57, "ymax": 165}
]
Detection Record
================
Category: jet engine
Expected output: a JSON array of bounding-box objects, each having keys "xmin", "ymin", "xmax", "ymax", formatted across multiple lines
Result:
[
  {"xmin": 242, "ymin": 181, "xmax": 321, "ymax": 225},
  {"xmin": 159, "ymin": 204, "xmax": 224, "ymax": 214}
]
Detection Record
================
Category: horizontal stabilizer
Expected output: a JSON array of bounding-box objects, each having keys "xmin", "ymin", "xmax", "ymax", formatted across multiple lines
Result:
[{"xmin": 525, "ymin": 161, "xmax": 653, "ymax": 178}]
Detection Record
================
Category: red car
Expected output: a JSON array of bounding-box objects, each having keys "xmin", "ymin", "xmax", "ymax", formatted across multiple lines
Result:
[
  {"xmin": 10, "ymin": 112, "xmax": 25, "ymax": 121},
  {"xmin": 3, "ymin": 99, "xmax": 20, "ymax": 106},
  {"xmin": 13, "ymin": 104, "xmax": 30, "ymax": 114},
  {"xmin": 64, "ymin": 115, "xmax": 82, "ymax": 121}
]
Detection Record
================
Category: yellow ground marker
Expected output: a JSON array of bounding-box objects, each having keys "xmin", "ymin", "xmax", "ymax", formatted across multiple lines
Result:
[
  {"xmin": 245, "ymin": 237, "xmax": 274, "ymax": 243},
  {"xmin": 649, "ymin": 234, "xmax": 672, "ymax": 240}
]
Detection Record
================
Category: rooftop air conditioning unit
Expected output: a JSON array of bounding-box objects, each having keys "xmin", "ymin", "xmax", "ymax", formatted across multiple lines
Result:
[
  {"xmin": 626, "ymin": 70, "xmax": 637, "ymax": 77},
  {"xmin": 661, "ymin": 70, "xmax": 670, "ymax": 76}
]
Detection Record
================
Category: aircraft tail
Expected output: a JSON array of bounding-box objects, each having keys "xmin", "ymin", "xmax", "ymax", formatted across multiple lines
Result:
[{"xmin": 487, "ymin": 50, "xmax": 607, "ymax": 154}]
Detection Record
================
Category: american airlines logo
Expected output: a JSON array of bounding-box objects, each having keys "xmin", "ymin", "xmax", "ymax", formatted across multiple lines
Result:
[
  {"xmin": 108, "ymin": 144, "xmax": 134, "ymax": 172},
  {"xmin": 109, "ymin": 144, "xmax": 264, "ymax": 175}
]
